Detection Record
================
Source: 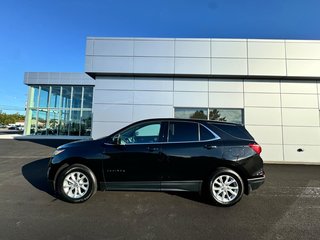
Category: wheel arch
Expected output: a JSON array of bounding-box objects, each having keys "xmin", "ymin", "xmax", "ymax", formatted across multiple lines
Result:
[
  {"xmin": 204, "ymin": 163, "xmax": 249, "ymax": 195},
  {"xmin": 55, "ymin": 162, "xmax": 98, "ymax": 203},
  {"xmin": 53, "ymin": 157, "xmax": 102, "ymax": 191}
]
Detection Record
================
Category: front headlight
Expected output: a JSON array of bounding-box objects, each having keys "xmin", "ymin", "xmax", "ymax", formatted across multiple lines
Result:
[{"xmin": 53, "ymin": 149, "xmax": 65, "ymax": 156}]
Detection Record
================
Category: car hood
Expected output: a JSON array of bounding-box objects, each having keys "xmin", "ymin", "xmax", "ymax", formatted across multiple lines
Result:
[{"xmin": 57, "ymin": 138, "xmax": 96, "ymax": 150}]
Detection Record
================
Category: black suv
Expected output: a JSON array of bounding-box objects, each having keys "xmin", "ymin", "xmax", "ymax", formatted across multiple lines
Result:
[{"xmin": 48, "ymin": 118, "xmax": 265, "ymax": 206}]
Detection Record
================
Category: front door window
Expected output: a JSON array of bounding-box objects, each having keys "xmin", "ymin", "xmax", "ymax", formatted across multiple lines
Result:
[{"xmin": 120, "ymin": 122, "xmax": 161, "ymax": 144}]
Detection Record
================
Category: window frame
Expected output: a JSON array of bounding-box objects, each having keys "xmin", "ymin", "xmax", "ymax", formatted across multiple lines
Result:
[
  {"xmin": 167, "ymin": 120, "xmax": 220, "ymax": 144},
  {"xmin": 112, "ymin": 120, "xmax": 220, "ymax": 145},
  {"xmin": 174, "ymin": 107, "xmax": 244, "ymax": 125}
]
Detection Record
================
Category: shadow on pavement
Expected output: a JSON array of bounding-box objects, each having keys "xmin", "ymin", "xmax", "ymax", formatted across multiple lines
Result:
[
  {"xmin": 166, "ymin": 191, "xmax": 213, "ymax": 205},
  {"xmin": 22, "ymin": 158, "xmax": 56, "ymax": 197}
]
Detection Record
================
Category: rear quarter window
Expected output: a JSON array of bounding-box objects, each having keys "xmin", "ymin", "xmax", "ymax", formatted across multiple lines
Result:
[
  {"xmin": 200, "ymin": 125, "xmax": 215, "ymax": 141},
  {"xmin": 210, "ymin": 124, "xmax": 254, "ymax": 140}
]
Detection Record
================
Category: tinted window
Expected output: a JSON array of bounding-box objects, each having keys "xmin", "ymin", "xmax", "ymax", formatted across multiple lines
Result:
[
  {"xmin": 169, "ymin": 122, "xmax": 199, "ymax": 142},
  {"xmin": 200, "ymin": 125, "xmax": 215, "ymax": 141},
  {"xmin": 212, "ymin": 124, "xmax": 253, "ymax": 140},
  {"xmin": 120, "ymin": 123, "xmax": 161, "ymax": 144}
]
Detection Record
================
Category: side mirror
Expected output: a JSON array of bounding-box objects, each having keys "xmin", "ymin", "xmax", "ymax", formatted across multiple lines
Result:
[{"xmin": 112, "ymin": 134, "xmax": 121, "ymax": 145}]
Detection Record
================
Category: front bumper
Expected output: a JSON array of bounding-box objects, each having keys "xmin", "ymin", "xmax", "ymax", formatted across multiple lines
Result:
[
  {"xmin": 247, "ymin": 176, "xmax": 265, "ymax": 193},
  {"xmin": 47, "ymin": 164, "xmax": 55, "ymax": 191}
]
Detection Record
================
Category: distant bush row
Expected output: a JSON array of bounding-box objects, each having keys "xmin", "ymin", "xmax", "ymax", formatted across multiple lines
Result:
[{"xmin": 0, "ymin": 113, "xmax": 25, "ymax": 125}]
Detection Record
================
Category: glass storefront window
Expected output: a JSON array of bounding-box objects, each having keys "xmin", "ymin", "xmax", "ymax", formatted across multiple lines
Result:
[
  {"xmin": 72, "ymin": 86, "xmax": 82, "ymax": 108},
  {"xmin": 26, "ymin": 85, "xmax": 93, "ymax": 136},
  {"xmin": 83, "ymin": 87, "xmax": 93, "ymax": 108},
  {"xmin": 174, "ymin": 108, "xmax": 208, "ymax": 120},
  {"xmin": 61, "ymin": 86, "xmax": 72, "ymax": 109},
  {"xmin": 39, "ymin": 86, "xmax": 50, "ymax": 108},
  {"xmin": 48, "ymin": 110, "xmax": 59, "ymax": 135},
  {"xmin": 70, "ymin": 110, "xmax": 81, "ymax": 136},
  {"xmin": 209, "ymin": 108, "xmax": 243, "ymax": 124},
  {"xmin": 175, "ymin": 108, "xmax": 244, "ymax": 124},
  {"xmin": 30, "ymin": 86, "xmax": 39, "ymax": 108},
  {"xmin": 59, "ymin": 109, "xmax": 70, "ymax": 136},
  {"xmin": 29, "ymin": 109, "xmax": 37, "ymax": 134},
  {"xmin": 81, "ymin": 111, "xmax": 92, "ymax": 136},
  {"xmin": 37, "ymin": 109, "xmax": 48, "ymax": 135},
  {"xmin": 50, "ymin": 86, "xmax": 61, "ymax": 108}
]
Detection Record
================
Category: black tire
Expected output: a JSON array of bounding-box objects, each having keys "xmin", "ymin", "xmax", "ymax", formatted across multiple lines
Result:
[
  {"xmin": 208, "ymin": 168, "xmax": 244, "ymax": 207},
  {"xmin": 56, "ymin": 164, "xmax": 97, "ymax": 203}
]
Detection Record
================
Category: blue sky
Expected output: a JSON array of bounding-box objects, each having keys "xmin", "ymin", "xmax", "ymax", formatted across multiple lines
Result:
[{"xmin": 1, "ymin": 0, "xmax": 320, "ymax": 114}]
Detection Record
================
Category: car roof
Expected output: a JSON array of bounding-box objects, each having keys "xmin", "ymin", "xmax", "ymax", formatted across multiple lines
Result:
[
  {"xmin": 105, "ymin": 118, "xmax": 244, "ymax": 139},
  {"xmin": 133, "ymin": 118, "xmax": 242, "ymax": 126}
]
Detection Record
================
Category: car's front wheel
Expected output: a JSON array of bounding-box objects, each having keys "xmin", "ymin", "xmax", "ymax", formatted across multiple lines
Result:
[
  {"xmin": 208, "ymin": 168, "xmax": 244, "ymax": 207},
  {"xmin": 56, "ymin": 164, "xmax": 97, "ymax": 203}
]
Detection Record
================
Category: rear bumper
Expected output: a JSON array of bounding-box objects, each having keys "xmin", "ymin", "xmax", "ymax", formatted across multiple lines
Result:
[{"xmin": 247, "ymin": 176, "xmax": 265, "ymax": 193}]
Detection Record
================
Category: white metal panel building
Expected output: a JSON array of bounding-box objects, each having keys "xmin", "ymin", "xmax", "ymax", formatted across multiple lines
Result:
[{"xmin": 24, "ymin": 37, "xmax": 320, "ymax": 164}]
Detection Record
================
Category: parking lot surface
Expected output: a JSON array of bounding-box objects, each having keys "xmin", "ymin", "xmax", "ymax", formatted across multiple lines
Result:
[
  {"xmin": 0, "ymin": 139, "xmax": 319, "ymax": 240},
  {"xmin": 0, "ymin": 129, "xmax": 23, "ymax": 136}
]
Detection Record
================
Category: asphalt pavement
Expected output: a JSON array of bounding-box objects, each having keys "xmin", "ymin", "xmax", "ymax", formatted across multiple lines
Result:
[{"xmin": 0, "ymin": 139, "xmax": 319, "ymax": 240}]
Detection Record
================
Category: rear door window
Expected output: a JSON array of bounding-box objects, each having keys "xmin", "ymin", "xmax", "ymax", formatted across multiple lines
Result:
[{"xmin": 168, "ymin": 122, "xmax": 199, "ymax": 142}]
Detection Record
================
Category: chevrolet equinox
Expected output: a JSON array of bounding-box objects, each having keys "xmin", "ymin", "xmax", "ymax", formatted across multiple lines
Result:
[{"xmin": 48, "ymin": 118, "xmax": 265, "ymax": 206}]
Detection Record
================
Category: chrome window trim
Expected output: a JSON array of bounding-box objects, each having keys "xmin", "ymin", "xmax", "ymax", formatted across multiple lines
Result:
[
  {"xmin": 108, "ymin": 120, "xmax": 221, "ymax": 146},
  {"xmin": 105, "ymin": 137, "xmax": 220, "ymax": 146},
  {"xmin": 200, "ymin": 123, "xmax": 221, "ymax": 141},
  {"xmin": 167, "ymin": 120, "xmax": 220, "ymax": 143}
]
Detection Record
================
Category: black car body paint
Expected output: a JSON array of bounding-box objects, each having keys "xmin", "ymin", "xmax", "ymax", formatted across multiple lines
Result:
[{"xmin": 48, "ymin": 118, "xmax": 265, "ymax": 205}]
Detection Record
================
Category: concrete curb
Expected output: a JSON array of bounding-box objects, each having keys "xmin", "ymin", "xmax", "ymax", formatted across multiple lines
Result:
[
  {"xmin": 0, "ymin": 134, "xmax": 22, "ymax": 139},
  {"xmin": 0, "ymin": 134, "xmax": 91, "ymax": 140}
]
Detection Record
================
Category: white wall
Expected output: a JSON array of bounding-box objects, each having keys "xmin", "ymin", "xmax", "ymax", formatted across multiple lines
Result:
[
  {"xmin": 86, "ymin": 37, "xmax": 320, "ymax": 78},
  {"xmin": 244, "ymin": 80, "xmax": 320, "ymax": 164},
  {"xmin": 92, "ymin": 77, "xmax": 320, "ymax": 164},
  {"xmin": 92, "ymin": 76, "xmax": 174, "ymax": 138}
]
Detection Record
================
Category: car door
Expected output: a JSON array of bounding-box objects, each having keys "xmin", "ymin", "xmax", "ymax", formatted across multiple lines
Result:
[
  {"xmin": 161, "ymin": 121, "xmax": 224, "ymax": 191},
  {"xmin": 102, "ymin": 121, "xmax": 166, "ymax": 190}
]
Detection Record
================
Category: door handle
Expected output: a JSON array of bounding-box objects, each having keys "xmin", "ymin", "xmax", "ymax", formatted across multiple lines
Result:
[
  {"xmin": 147, "ymin": 147, "xmax": 159, "ymax": 152},
  {"xmin": 204, "ymin": 145, "xmax": 217, "ymax": 149}
]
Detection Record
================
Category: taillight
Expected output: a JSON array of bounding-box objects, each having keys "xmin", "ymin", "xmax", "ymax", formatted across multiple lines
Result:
[{"xmin": 249, "ymin": 143, "xmax": 262, "ymax": 155}]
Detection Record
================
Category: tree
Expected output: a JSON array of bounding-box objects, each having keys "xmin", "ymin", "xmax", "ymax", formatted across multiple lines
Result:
[
  {"xmin": 209, "ymin": 109, "xmax": 226, "ymax": 122},
  {"xmin": 0, "ymin": 113, "xmax": 25, "ymax": 125},
  {"xmin": 190, "ymin": 110, "xmax": 207, "ymax": 120}
]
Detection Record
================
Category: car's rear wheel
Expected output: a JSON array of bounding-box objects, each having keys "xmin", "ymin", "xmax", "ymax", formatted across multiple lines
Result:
[
  {"xmin": 56, "ymin": 164, "xmax": 97, "ymax": 203},
  {"xmin": 208, "ymin": 168, "xmax": 244, "ymax": 207}
]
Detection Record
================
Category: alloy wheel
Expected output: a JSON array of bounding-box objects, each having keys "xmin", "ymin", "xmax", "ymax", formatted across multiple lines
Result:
[
  {"xmin": 63, "ymin": 171, "xmax": 90, "ymax": 199},
  {"xmin": 211, "ymin": 174, "xmax": 239, "ymax": 204}
]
